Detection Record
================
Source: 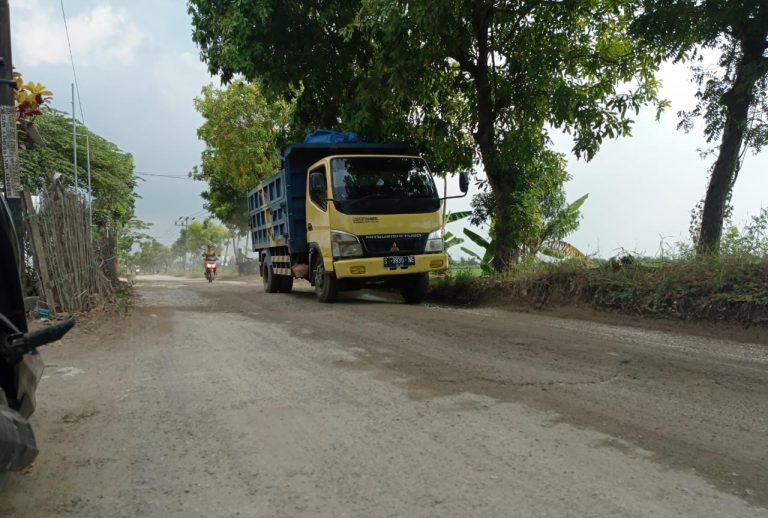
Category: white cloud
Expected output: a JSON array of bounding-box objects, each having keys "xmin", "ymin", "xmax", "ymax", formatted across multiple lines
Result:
[
  {"xmin": 12, "ymin": 1, "xmax": 144, "ymax": 67},
  {"xmin": 151, "ymin": 50, "xmax": 216, "ymax": 103}
]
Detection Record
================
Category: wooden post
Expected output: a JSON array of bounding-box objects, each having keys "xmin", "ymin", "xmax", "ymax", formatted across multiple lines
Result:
[{"xmin": 23, "ymin": 189, "xmax": 54, "ymax": 313}]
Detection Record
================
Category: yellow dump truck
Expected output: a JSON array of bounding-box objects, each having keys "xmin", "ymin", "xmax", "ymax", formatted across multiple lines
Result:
[{"xmin": 247, "ymin": 133, "xmax": 468, "ymax": 303}]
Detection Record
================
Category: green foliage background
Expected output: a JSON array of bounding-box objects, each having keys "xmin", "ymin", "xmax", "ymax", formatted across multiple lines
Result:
[
  {"xmin": 189, "ymin": 0, "xmax": 663, "ymax": 270},
  {"xmin": 191, "ymin": 81, "xmax": 295, "ymax": 231},
  {"xmin": 20, "ymin": 109, "xmax": 137, "ymax": 231}
]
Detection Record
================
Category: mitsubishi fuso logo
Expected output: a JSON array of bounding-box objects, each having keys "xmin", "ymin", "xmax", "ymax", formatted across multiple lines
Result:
[{"xmin": 390, "ymin": 242, "xmax": 400, "ymax": 253}]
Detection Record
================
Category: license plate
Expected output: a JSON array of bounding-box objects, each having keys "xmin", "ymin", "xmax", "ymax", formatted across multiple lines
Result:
[{"xmin": 384, "ymin": 255, "xmax": 415, "ymax": 268}]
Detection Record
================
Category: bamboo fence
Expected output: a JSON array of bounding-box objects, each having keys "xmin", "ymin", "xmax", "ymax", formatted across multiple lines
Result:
[{"xmin": 23, "ymin": 179, "xmax": 114, "ymax": 314}]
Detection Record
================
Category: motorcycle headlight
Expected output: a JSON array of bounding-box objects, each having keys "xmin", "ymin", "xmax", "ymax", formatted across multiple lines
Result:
[
  {"xmin": 331, "ymin": 230, "xmax": 363, "ymax": 258},
  {"xmin": 425, "ymin": 229, "xmax": 443, "ymax": 253}
]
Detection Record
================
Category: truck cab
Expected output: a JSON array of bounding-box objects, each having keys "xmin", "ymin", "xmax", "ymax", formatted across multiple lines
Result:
[{"xmin": 247, "ymin": 137, "xmax": 467, "ymax": 303}]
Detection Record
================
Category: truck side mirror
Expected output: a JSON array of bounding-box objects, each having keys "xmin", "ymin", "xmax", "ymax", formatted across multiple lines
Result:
[{"xmin": 459, "ymin": 172, "xmax": 469, "ymax": 194}]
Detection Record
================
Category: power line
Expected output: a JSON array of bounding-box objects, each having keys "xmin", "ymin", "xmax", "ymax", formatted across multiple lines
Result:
[
  {"xmin": 60, "ymin": 0, "xmax": 85, "ymax": 125},
  {"xmin": 150, "ymin": 210, "xmax": 208, "ymax": 240},
  {"xmin": 134, "ymin": 172, "xmax": 199, "ymax": 181}
]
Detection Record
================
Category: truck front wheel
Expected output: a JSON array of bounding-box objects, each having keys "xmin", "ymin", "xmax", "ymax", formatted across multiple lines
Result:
[
  {"xmin": 313, "ymin": 257, "xmax": 338, "ymax": 303},
  {"xmin": 400, "ymin": 273, "xmax": 429, "ymax": 304}
]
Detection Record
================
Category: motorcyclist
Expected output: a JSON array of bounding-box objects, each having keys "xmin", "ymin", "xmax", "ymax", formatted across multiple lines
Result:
[{"xmin": 202, "ymin": 244, "xmax": 218, "ymax": 265}]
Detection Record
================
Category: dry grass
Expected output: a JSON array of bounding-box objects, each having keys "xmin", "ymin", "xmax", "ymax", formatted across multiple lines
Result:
[{"xmin": 429, "ymin": 256, "xmax": 768, "ymax": 327}]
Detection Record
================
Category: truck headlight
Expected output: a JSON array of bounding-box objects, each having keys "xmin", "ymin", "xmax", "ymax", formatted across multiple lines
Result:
[
  {"xmin": 331, "ymin": 230, "xmax": 363, "ymax": 258},
  {"xmin": 425, "ymin": 229, "xmax": 443, "ymax": 253}
]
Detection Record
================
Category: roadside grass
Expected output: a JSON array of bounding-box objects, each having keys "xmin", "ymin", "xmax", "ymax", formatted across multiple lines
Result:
[
  {"xmin": 429, "ymin": 255, "xmax": 768, "ymax": 327},
  {"xmin": 115, "ymin": 283, "xmax": 134, "ymax": 315}
]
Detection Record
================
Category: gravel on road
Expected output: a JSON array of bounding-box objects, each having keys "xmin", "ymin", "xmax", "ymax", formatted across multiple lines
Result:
[{"xmin": 1, "ymin": 276, "xmax": 766, "ymax": 517}]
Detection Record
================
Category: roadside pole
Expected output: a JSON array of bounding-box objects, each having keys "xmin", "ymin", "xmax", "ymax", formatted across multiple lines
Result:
[
  {"xmin": 72, "ymin": 83, "xmax": 77, "ymax": 189},
  {"xmin": 175, "ymin": 216, "xmax": 194, "ymax": 271},
  {"xmin": 86, "ymin": 133, "xmax": 92, "ymax": 236},
  {"xmin": 0, "ymin": 0, "xmax": 23, "ymax": 238}
]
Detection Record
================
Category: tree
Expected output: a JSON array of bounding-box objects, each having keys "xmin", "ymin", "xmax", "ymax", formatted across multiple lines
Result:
[
  {"xmin": 183, "ymin": 219, "xmax": 229, "ymax": 256},
  {"xmin": 190, "ymin": 0, "xmax": 662, "ymax": 270},
  {"xmin": 457, "ymin": 193, "xmax": 589, "ymax": 272},
  {"xmin": 633, "ymin": 1, "xmax": 768, "ymax": 254},
  {"xmin": 19, "ymin": 108, "xmax": 137, "ymax": 232},
  {"xmin": 19, "ymin": 108, "xmax": 137, "ymax": 279},
  {"xmin": 189, "ymin": 2, "xmax": 375, "ymax": 132},
  {"xmin": 133, "ymin": 237, "xmax": 172, "ymax": 274},
  {"xmin": 171, "ymin": 228, "xmax": 190, "ymax": 270},
  {"xmin": 118, "ymin": 219, "xmax": 152, "ymax": 270},
  {"xmin": 191, "ymin": 81, "xmax": 295, "ymax": 231}
]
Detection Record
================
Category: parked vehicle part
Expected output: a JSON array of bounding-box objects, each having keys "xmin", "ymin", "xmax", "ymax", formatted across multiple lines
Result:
[{"xmin": 0, "ymin": 193, "xmax": 74, "ymax": 476}]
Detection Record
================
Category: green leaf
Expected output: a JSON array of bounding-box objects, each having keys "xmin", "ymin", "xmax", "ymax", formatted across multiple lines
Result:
[
  {"xmin": 445, "ymin": 211, "xmax": 471, "ymax": 223},
  {"xmin": 459, "ymin": 247, "xmax": 482, "ymax": 260},
  {"xmin": 462, "ymin": 228, "xmax": 491, "ymax": 249}
]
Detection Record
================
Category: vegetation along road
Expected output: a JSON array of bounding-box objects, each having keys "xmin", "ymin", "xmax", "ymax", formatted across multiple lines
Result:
[{"xmin": 1, "ymin": 276, "xmax": 766, "ymax": 517}]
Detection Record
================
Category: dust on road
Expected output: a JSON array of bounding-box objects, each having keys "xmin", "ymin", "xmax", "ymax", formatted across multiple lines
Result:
[{"xmin": 1, "ymin": 276, "xmax": 766, "ymax": 517}]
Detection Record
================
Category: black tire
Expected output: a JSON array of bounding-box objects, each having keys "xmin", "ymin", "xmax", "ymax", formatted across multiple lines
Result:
[
  {"xmin": 400, "ymin": 272, "xmax": 429, "ymax": 304},
  {"xmin": 313, "ymin": 256, "xmax": 338, "ymax": 303},
  {"xmin": 279, "ymin": 275, "xmax": 294, "ymax": 293},
  {"xmin": 263, "ymin": 263, "xmax": 279, "ymax": 293},
  {"xmin": 0, "ymin": 391, "xmax": 9, "ymax": 487}
]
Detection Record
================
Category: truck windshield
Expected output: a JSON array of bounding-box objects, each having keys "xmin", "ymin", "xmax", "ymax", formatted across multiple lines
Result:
[{"xmin": 330, "ymin": 157, "xmax": 440, "ymax": 215}]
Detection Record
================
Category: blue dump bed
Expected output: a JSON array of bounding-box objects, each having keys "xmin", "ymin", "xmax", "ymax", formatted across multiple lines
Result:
[{"xmin": 248, "ymin": 142, "xmax": 414, "ymax": 254}]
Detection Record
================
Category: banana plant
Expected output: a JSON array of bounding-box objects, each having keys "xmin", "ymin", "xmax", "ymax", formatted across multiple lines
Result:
[
  {"xmin": 447, "ymin": 194, "xmax": 590, "ymax": 272},
  {"xmin": 443, "ymin": 211, "xmax": 471, "ymax": 251},
  {"xmin": 535, "ymin": 194, "xmax": 590, "ymax": 261},
  {"xmin": 460, "ymin": 224, "xmax": 496, "ymax": 274},
  {"xmin": 443, "ymin": 210, "xmax": 496, "ymax": 273}
]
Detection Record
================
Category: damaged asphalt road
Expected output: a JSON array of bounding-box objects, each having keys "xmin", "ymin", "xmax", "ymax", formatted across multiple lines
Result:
[{"xmin": 0, "ymin": 276, "xmax": 766, "ymax": 517}]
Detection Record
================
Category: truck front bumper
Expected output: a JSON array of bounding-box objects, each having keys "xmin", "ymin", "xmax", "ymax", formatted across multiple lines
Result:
[{"xmin": 333, "ymin": 253, "xmax": 448, "ymax": 279}]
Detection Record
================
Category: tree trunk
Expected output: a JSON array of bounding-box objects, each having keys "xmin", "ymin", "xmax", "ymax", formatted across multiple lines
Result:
[
  {"xmin": 697, "ymin": 39, "xmax": 768, "ymax": 254},
  {"xmin": 485, "ymin": 169, "xmax": 517, "ymax": 270},
  {"xmin": 470, "ymin": 1, "xmax": 520, "ymax": 271}
]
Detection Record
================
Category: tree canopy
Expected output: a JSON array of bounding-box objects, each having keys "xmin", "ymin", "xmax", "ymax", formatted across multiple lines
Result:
[
  {"xmin": 19, "ymin": 108, "xmax": 137, "ymax": 232},
  {"xmin": 191, "ymin": 80, "xmax": 295, "ymax": 231},
  {"xmin": 172, "ymin": 218, "xmax": 229, "ymax": 258},
  {"xmin": 132, "ymin": 237, "xmax": 172, "ymax": 274},
  {"xmin": 632, "ymin": 0, "xmax": 768, "ymax": 254},
  {"xmin": 190, "ymin": 0, "xmax": 663, "ymax": 270}
]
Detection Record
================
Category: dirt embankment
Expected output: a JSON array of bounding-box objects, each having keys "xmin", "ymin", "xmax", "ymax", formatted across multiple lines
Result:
[{"xmin": 428, "ymin": 259, "xmax": 768, "ymax": 330}]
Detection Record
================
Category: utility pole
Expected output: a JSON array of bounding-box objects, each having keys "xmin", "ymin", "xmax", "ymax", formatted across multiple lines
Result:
[
  {"xmin": 86, "ymin": 133, "xmax": 91, "ymax": 225},
  {"xmin": 72, "ymin": 83, "xmax": 77, "ymax": 189},
  {"xmin": 175, "ymin": 217, "xmax": 195, "ymax": 271},
  {"xmin": 0, "ymin": 0, "xmax": 23, "ymax": 236},
  {"xmin": 175, "ymin": 216, "xmax": 195, "ymax": 228},
  {"xmin": 74, "ymin": 131, "xmax": 92, "ymax": 232}
]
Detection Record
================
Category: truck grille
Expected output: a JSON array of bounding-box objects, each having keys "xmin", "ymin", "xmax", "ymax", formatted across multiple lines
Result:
[{"xmin": 360, "ymin": 233, "xmax": 428, "ymax": 257}]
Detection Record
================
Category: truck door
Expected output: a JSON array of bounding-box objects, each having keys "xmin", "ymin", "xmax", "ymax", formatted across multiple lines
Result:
[{"xmin": 306, "ymin": 164, "xmax": 331, "ymax": 264}]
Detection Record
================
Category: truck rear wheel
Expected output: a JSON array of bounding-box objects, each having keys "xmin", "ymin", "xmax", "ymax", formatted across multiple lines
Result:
[
  {"xmin": 279, "ymin": 275, "xmax": 294, "ymax": 293},
  {"xmin": 313, "ymin": 257, "xmax": 338, "ymax": 303},
  {"xmin": 400, "ymin": 273, "xmax": 429, "ymax": 304},
  {"xmin": 263, "ymin": 263, "xmax": 279, "ymax": 293}
]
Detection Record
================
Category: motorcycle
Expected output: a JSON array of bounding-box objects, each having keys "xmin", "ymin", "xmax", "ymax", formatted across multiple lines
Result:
[
  {"xmin": 0, "ymin": 193, "xmax": 73, "ymax": 476},
  {"xmin": 204, "ymin": 259, "xmax": 217, "ymax": 283}
]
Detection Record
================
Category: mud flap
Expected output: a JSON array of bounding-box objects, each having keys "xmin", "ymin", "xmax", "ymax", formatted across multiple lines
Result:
[{"xmin": 0, "ymin": 405, "xmax": 38, "ymax": 471}]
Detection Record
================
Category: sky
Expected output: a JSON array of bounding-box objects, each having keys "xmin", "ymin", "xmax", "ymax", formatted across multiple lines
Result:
[{"xmin": 10, "ymin": 0, "xmax": 768, "ymax": 258}]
